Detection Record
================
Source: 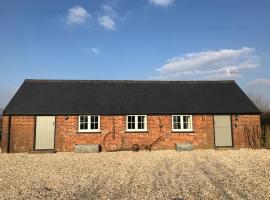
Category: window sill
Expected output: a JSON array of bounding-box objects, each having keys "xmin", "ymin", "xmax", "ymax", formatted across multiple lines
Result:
[
  {"xmin": 125, "ymin": 130, "xmax": 149, "ymax": 133},
  {"xmin": 171, "ymin": 130, "xmax": 195, "ymax": 134},
  {"xmin": 77, "ymin": 130, "xmax": 102, "ymax": 134}
]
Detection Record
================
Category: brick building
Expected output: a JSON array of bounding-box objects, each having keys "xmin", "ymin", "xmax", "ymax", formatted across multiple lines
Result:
[{"xmin": 1, "ymin": 80, "xmax": 260, "ymax": 153}]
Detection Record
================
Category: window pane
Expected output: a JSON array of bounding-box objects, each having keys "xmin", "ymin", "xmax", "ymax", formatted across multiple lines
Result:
[
  {"xmin": 138, "ymin": 122, "xmax": 144, "ymax": 129},
  {"xmin": 128, "ymin": 122, "xmax": 135, "ymax": 129},
  {"xmin": 90, "ymin": 122, "xmax": 98, "ymax": 130},
  {"xmin": 80, "ymin": 122, "xmax": 87, "ymax": 130},
  {"xmin": 94, "ymin": 122, "xmax": 98, "ymax": 130},
  {"xmin": 173, "ymin": 116, "xmax": 180, "ymax": 123},
  {"xmin": 138, "ymin": 116, "xmax": 144, "ymax": 123},
  {"xmin": 137, "ymin": 116, "xmax": 145, "ymax": 129},
  {"xmin": 127, "ymin": 116, "xmax": 136, "ymax": 130},
  {"xmin": 128, "ymin": 116, "xmax": 135, "ymax": 123},
  {"xmin": 90, "ymin": 123, "xmax": 93, "ymax": 129},
  {"xmin": 80, "ymin": 116, "xmax": 88, "ymax": 130},
  {"xmin": 80, "ymin": 116, "xmax": 88, "ymax": 123},
  {"xmin": 183, "ymin": 116, "xmax": 191, "ymax": 129},
  {"xmin": 173, "ymin": 122, "xmax": 181, "ymax": 129},
  {"xmin": 173, "ymin": 116, "xmax": 181, "ymax": 129},
  {"xmin": 80, "ymin": 123, "xmax": 88, "ymax": 130},
  {"xmin": 89, "ymin": 115, "xmax": 98, "ymax": 123}
]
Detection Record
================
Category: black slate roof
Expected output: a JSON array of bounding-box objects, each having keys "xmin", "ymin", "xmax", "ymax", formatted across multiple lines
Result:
[{"xmin": 3, "ymin": 79, "xmax": 260, "ymax": 115}]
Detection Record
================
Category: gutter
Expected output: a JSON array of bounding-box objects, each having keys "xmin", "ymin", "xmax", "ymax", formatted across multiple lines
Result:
[{"xmin": 2, "ymin": 112, "xmax": 261, "ymax": 116}]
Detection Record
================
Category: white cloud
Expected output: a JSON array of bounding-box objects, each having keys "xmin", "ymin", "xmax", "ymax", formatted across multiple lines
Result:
[
  {"xmin": 91, "ymin": 48, "xmax": 99, "ymax": 54},
  {"xmin": 98, "ymin": 4, "xmax": 117, "ymax": 30},
  {"xmin": 82, "ymin": 48, "xmax": 99, "ymax": 54},
  {"xmin": 97, "ymin": 3, "xmax": 132, "ymax": 30},
  {"xmin": 152, "ymin": 47, "xmax": 260, "ymax": 80},
  {"xmin": 66, "ymin": 6, "xmax": 91, "ymax": 25},
  {"xmin": 102, "ymin": 5, "xmax": 118, "ymax": 18},
  {"xmin": 98, "ymin": 15, "xmax": 116, "ymax": 30},
  {"xmin": 149, "ymin": 0, "xmax": 175, "ymax": 7}
]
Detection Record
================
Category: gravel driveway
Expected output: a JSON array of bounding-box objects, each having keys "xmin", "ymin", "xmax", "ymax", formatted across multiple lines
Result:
[{"xmin": 0, "ymin": 149, "xmax": 270, "ymax": 200}]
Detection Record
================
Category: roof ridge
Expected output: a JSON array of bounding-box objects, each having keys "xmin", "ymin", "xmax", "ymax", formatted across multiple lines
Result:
[{"xmin": 24, "ymin": 79, "xmax": 235, "ymax": 84}]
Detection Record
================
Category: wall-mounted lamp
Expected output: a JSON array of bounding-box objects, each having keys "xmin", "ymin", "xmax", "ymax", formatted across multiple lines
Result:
[{"xmin": 65, "ymin": 116, "xmax": 69, "ymax": 120}]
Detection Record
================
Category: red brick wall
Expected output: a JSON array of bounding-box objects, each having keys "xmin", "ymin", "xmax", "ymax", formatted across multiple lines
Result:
[
  {"xmin": 1, "ymin": 114, "xmax": 261, "ymax": 152},
  {"xmin": 55, "ymin": 116, "xmax": 77, "ymax": 152},
  {"xmin": 1, "ymin": 116, "xmax": 35, "ymax": 153},
  {"xmin": 56, "ymin": 115, "xmax": 215, "ymax": 151},
  {"xmin": 232, "ymin": 115, "xmax": 261, "ymax": 148},
  {"xmin": 1, "ymin": 116, "xmax": 9, "ymax": 152}
]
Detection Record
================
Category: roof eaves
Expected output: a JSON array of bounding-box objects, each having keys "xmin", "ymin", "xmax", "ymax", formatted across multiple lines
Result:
[{"xmin": 24, "ymin": 79, "xmax": 236, "ymax": 84}]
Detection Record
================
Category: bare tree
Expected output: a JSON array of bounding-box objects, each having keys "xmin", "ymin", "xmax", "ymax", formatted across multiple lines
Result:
[{"xmin": 247, "ymin": 92, "xmax": 270, "ymax": 112}]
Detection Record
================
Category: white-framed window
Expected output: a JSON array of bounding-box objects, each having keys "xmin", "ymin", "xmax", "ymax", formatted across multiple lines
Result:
[
  {"xmin": 126, "ymin": 115, "xmax": 147, "ymax": 131},
  {"xmin": 78, "ymin": 115, "xmax": 100, "ymax": 132},
  {"xmin": 172, "ymin": 115, "xmax": 193, "ymax": 131}
]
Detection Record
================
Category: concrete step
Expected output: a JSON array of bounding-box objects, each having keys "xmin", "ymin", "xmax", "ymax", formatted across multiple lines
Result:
[
  {"xmin": 215, "ymin": 147, "xmax": 234, "ymax": 150},
  {"xmin": 29, "ymin": 150, "xmax": 57, "ymax": 154}
]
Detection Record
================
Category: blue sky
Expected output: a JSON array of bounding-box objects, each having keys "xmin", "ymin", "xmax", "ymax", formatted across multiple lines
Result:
[{"xmin": 0, "ymin": 0, "xmax": 270, "ymax": 108}]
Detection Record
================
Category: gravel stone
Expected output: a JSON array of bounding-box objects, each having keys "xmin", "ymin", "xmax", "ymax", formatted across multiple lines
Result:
[{"xmin": 0, "ymin": 149, "xmax": 270, "ymax": 200}]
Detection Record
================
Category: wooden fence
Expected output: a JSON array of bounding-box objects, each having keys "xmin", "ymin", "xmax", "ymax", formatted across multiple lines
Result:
[{"xmin": 261, "ymin": 124, "xmax": 270, "ymax": 149}]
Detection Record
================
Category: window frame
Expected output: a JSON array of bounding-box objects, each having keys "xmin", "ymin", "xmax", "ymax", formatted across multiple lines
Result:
[
  {"xmin": 126, "ymin": 115, "xmax": 147, "ymax": 132},
  {"xmin": 78, "ymin": 115, "xmax": 101, "ymax": 132},
  {"xmin": 172, "ymin": 115, "xmax": 193, "ymax": 132}
]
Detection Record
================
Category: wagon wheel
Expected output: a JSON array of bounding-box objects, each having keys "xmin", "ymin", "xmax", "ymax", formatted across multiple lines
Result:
[{"xmin": 103, "ymin": 132, "xmax": 124, "ymax": 152}]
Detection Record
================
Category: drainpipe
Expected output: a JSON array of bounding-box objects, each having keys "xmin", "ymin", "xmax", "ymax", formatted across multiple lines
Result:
[{"xmin": 7, "ymin": 115, "xmax": 11, "ymax": 153}]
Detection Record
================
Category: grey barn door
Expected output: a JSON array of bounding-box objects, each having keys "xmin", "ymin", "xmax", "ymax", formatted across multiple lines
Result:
[
  {"xmin": 214, "ymin": 115, "xmax": 233, "ymax": 147},
  {"xmin": 35, "ymin": 116, "xmax": 55, "ymax": 150}
]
